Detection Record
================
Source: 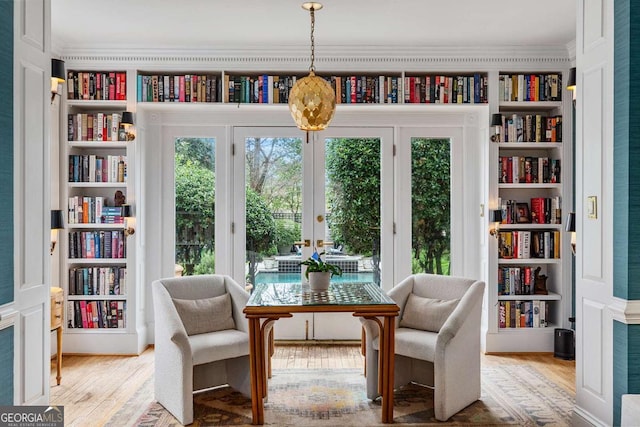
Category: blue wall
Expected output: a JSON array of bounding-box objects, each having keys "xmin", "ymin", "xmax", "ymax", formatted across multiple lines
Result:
[
  {"xmin": 614, "ymin": 0, "xmax": 640, "ymax": 424},
  {"xmin": 0, "ymin": 327, "xmax": 13, "ymax": 404},
  {"xmin": 0, "ymin": 0, "xmax": 13, "ymax": 306},
  {"xmin": 0, "ymin": 0, "xmax": 13, "ymax": 405}
]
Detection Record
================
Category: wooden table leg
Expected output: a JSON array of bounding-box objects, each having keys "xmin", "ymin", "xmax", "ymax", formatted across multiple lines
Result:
[
  {"xmin": 381, "ymin": 315, "xmax": 395, "ymax": 423},
  {"xmin": 248, "ymin": 317, "xmax": 265, "ymax": 425},
  {"xmin": 55, "ymin": 326, "xmax": 62, "ymax": 385}
]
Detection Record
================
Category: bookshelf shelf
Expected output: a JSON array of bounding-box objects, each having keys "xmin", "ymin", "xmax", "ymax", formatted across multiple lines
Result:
[
  {"xmin": 66, "ymin": 100, "xmax": 127, "ymax": 108},
  {"xmin": 487, "ymin": 70, "xmax": 572, "ymax": 352},
  {"xmin": 67, "ymin": 295, "xmax": 127, "ymax": 301},
  {"xmin": 69, "ymin": 141, "xmax": 128, "ymax": 148},
  {"xmin": 498, "ymin": 291, "xmax": 561, "ymax": 301},
  {"xmin": 497, "ymin": 142, "xmax": 563, "ymax": 150},
  {"xmin": 67, "ymin": 223, "xmax": 125, "ymax": 230},
  {"xmin": 497, "ymin": 258, "xmax": 561, "ymax": 265},
  {"xmin": 498, "ymin": 223, "xmax": 562, "ymax": 230},
  {"xmin": 68, "ymin": 182, "xmax": 127, "ymax": 189},
  {"xmin": 498, "ymin": 183, "xmax": 562, "ymax": 190},
  {"xmin": 67, "ymin": 258, "xmax": 126, "ymax": 265},
  {"xmin": 498, "ymin": 101, "xmax": 563, "ymax": 110}
]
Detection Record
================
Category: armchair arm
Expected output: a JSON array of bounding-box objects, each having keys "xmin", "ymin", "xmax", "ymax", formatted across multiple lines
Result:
[
  {"xmin": 152, "ymin": 281, "xmax": 192, "ymax": 360},
  {"xmin": 224, "ymin": 276, "xmax": 250, "ymax": 333},
  {"xmin": 388, "ymin": 275, "xmax": 414, "ymax": 321},
  {"xmin": 436, "ymin": 281, "xmax": 485, "ymax": 349}
]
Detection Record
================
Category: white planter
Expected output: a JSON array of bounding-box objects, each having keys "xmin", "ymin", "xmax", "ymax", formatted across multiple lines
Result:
[{"xmin": 308, "ymin": 271, "xmax": 331, "ymax": 291}]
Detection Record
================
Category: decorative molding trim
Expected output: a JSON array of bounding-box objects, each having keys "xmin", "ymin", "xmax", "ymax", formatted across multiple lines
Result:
[
  {"xmin": 0, "ymin": 302, "xmax": 18, "ymax": 330},
  {"xmin": 60, "ymin": 45, "xmax": 572, "ymax": 71},
  {"xmin": 610, "ymin": 297, "xmax": 640, "ymax": 324}
]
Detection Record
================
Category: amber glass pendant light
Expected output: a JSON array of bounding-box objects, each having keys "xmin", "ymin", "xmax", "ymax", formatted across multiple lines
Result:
[{"xmin": 288, "ymin": 2, "xmax": 336, "ymax": 132}]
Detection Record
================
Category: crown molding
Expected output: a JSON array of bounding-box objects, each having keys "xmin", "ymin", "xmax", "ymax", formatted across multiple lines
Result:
[{"xmin": 60, "ymin": 44, "xmax": 571, "ymax": 72}]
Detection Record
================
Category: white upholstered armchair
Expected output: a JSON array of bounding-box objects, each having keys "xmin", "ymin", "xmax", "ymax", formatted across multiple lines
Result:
[
  {"xmin": 361, "ymin": 273, "xmax": 485, "ymax": 421},
  {"xmin": 152, "ymin": 274, "xmax": 251, "ymax": 425}
]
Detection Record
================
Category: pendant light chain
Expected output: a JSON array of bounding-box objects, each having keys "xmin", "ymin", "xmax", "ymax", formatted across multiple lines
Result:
[
  {"xmin": 309, "ymin": 6, "xmax": 316, "ymax": 73},
  {"xmin": 288, "ymin": 2, "xmax": 336, "ymax": 131}
]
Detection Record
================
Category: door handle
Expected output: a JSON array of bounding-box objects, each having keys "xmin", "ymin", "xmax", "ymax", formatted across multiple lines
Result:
[
  {"xmin": 317, "ymin": 240, "xmax": 334, "ymax": 248},
  {"xmin": 294, "ymin": 239, "xmax": 311, "ymax": 247}
]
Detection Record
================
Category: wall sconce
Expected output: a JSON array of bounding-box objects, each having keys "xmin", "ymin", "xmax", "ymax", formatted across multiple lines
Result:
[
  {"xmin": 566, "ymin": 67, "xmax": 576, "ymax": 103},
  {"xmin": 489, "ymin": 209, "xmax": 503, "ymax": 238},
  {"xmin": 120, "ymin": 111, "xmax": 135, "ymax": 141},
  {"xmin": 122, "ymin": 204, "xmax": 135, "ymax": 237},
  {"xmin": 51, "ymin": 58, "xmax": 65, "ymax": 104},
  {"xmin": 490, "ymin": 114, "xmax": 502, "ymax": 142},
  {"xmin": 566, "ymin": 212, "xmax": 576, "ymax": 255},
  {"xmin": 50, "ymin": 209, "xmax": 64, "ymax": 255}
]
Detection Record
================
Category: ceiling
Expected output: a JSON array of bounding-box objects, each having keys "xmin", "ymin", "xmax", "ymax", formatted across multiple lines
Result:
[{"xmin": 52, "ymin": 0, "xmax": 577, "ymax": 54}]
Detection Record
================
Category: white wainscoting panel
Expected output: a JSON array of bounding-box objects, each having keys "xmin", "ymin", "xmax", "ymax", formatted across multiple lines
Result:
[
  {"xmin": 21, "ymin": 304, "xmax": 44, "ymax": 403},
  {"xmin": 583, "ymin": 0, "xmax": 604, "ymax": 52},
  {"xmin": 582, "ymin": 299, "xmax": 605, "ymax": 395},
  {"xmin": 582, "ymin": 66, "xmax": 604, "ymax": 281}
]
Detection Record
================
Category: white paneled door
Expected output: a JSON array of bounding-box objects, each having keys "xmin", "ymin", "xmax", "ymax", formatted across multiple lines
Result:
[{"xmin": 14, "ymin": 0, "xmax": 52, "ymax": 405}]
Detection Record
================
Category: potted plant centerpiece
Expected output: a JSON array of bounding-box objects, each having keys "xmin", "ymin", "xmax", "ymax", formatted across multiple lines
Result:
[{"xmin": 300, "ymin": 251, "xmax": 342, "ymax": 291}]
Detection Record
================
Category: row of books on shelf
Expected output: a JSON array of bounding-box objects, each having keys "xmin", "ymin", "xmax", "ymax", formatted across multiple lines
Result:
[
  {"xmin": 67, "ymin": 300, "xmax": 126, "ymax": 329},
  {"xmin": 137, "ymin": 74, "xmax": 221, "ymax": 103},
  {"xmin": 67, "ymin": 113, "xmax": 127, "ymax": 142},
  {"xmin": 498, "ymin": 230, "xmax": 561, "ymax": 260},
  {"xmin": 499, "ymin": 197, "xmax": 562, "ymax": 225},
  {"xmin": 68, "ymin": 154, "xmax": 127, "ymax": 183},
  {"xmin": 63, "ymin": 70, "xmax": 562, "ymax": 104},
  {"xmin": 66, "ymin": 71, "xmax": 127, "ymax": 101},
  {"xmin": 498, "ymin": 73, "xmax": 563, "ymax": 102},
  {"xmin": 225, "ymin": 75, "xmax": 296, "ymax": 104},
  {"xmin": 68, "ymin": 266, "xmax": 126, "ymax": 296},
  {"xmin": 499, "ymin": 156, "xmax": 561, "ymax": 184},
  {"xmin": 220, "ymin": 73, "xmax": 488, "ymax": 105},
  {"xmin": 68, "ymin": 196, "xmax": 125, "ymax": 224},
  {"xmin": 493, "ymin": 114, "xmax": 562, "ymax": 143},
  {"xmin": 498, "ymin": 266, "xmax": 548, "ymax": 295},
  {"xmin": 224, "ymin": 75, "xmax": 403, "ymax": 104},
  {"xmin": 68, "ymin": 230, "xmax": 126, "ymax": 259},
  {"xmin": 499, "ymin": 300, "xmax": 550, "ymax": 328},
  {"xmin": 403, "ymin": 74, "xmax": 488, "ymax": 104}
]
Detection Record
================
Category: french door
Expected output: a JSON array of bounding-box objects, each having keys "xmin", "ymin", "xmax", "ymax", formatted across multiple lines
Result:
[{"xmin": 233, "ymin": 127, "xmax": 393, "ymax": 340}]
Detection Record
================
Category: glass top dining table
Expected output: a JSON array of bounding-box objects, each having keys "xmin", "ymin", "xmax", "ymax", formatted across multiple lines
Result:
[
  {"xmin": 244, "ymin": 281, "xmax": 399, "ymax": 425},
  {"xmin": 246, "ymin": 281, "xmax": 396, "ymax": 307}
]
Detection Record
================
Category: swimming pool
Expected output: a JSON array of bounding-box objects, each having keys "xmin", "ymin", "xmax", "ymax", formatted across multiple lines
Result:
[{"xmin": 255, "ymin": 271, "xmax": 375, "ymax": 284}]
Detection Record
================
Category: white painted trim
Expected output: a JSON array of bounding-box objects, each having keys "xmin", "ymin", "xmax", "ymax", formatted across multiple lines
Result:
[
  {"xmin": 573, "ymin": 406, "xmax": 608, "ymax": 427},
  {"xmin": 610, "ymin": 297, "xmax": 640, "ymax": 324},
  {"xmin": 0, "ymin": 303, "xmax": 18, "ymax": 330},
  {"xmin": 59, "ymin": 47, "xmax": 571, "ymax": 72}
]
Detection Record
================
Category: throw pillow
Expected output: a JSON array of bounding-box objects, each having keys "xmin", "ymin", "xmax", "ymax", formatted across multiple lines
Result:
[
  {"xmin": 399, "ymin": 293, "xmax": 459, "ymax": 333},
  {"xmin": 172, "ymin": 293, "xmax": 236, "ymax": 336}
]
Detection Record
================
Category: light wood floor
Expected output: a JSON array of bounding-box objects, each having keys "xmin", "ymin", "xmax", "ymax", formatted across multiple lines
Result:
[{"xmin": 50, "ymin": 344, "xmax": 575, "ymax": 426}]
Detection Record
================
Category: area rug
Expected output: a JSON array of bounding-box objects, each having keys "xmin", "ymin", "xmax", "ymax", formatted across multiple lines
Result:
[{"xmin": 111, "ymin": 365, "xmax": 574, "ymax": 426}]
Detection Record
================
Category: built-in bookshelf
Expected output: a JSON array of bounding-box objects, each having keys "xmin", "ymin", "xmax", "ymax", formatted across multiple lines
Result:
[
  {"xmin": 60, "ymin": 69, "xmax": 136, "ymax": 354},
  {"xmin": 487, "ymin": 71, "xmax": 571, "ymax": 352},
  {"xmin": 135, "ymin": 71, "xmax": 489, "ymax": 105}
]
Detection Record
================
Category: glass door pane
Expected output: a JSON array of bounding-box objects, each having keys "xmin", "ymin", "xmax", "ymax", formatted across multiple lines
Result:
[
  {"xmin": 244, "ymin": 136, "xmax": 303, "ymax": 288},
  {"xmin": 174, "ymin": 137, "xmax": 216, "ymax": 276},
  {"xmin": 325, "ymin": 137, "xmax": 381, "ymax": 286},
  {"xmin": 411, "ymin": 138, "xmax": 451, "ymax": 274}
]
